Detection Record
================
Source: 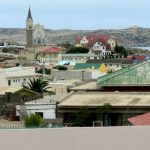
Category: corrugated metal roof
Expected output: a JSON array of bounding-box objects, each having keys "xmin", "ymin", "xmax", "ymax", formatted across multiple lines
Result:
[
  {"xmin": 74, "ymin": 63, "xmax": 101, "ymax": 70},
  {"xmin": 128, "ymin": 112, "xmax": 150, "ymax": 125},
  {"xmin": 97, "ymin": 60, "xmax": 150, "ymax": 86}
]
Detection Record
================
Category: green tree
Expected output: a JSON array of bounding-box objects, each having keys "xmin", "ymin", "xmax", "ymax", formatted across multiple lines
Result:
[
  {"xmin": 96, "ymin": 103, "xmax": 112, "ymax": 112},
  {"xmin": 24, "ymin": 114, "xmax": 46, "ymax": 128},
  {"xmin": 36, "ymin": 68, "xmax": 51, "ymax": 75},
  {"xmin": 114, "ymin": 45, "xmax": 128, "ymax": 58},
  {"xmin": 66, "ymin": 47, "xmax": 89, "ymax": 53},
  {"xmin": 74, "ymin": 108, "xmax": 91, "ymax": 127},
  {"xmin": 25, "ymin": 78, "xmax": 49, "ymax": 93}
]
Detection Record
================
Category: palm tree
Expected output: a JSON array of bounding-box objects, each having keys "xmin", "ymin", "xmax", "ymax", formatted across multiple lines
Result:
[{"xmin": 25, "ymin": 78, "xmax": 49, "ymax": 94}]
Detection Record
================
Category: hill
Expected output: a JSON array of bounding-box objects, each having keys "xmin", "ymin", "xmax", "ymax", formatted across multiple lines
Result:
[{"xmin": 0, "ymin": 27, "xmax": 150, "ymax": 47}]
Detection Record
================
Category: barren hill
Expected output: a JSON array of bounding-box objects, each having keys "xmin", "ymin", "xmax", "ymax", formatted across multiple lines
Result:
[{"xmin": 0, "ymin": 27, "xmax": 150, "ymax": 47}]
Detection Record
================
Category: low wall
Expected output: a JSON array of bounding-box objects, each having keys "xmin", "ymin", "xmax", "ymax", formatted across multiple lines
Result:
[{"xmin": 0, "ymin": 126, "xmax": 149, "ymax": 150}]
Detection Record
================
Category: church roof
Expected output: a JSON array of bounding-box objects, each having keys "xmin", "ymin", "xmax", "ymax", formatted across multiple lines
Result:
[{"xmin": 27, "ymin": 7, "xmax": 32, "ymax": 19}]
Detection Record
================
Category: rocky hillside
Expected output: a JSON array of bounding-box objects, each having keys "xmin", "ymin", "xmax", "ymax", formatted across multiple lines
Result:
[{"xmin": 0, "ymin": 26, "xmax": 150, "ymax": 47}]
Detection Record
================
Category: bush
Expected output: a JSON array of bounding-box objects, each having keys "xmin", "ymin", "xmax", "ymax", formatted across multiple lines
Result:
[
  {"xmin": 57, "ymin": 65, "xmax": 67, "ymax": 70},
  {"xmin": 66, "ymin": 47, "xmax": 89, "ymax": 53},
  {"xmin": 24, "ymin": 114, "xmax": 46, "ymax": 128}
]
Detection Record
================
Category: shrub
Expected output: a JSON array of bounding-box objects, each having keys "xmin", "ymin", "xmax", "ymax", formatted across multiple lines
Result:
[{"xmin": 24, "ymin": 114, "xmax": 46, "ymax": 128}]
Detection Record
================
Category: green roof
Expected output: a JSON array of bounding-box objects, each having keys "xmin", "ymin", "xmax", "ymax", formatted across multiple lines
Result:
[
  {"xmin": 74, "ymin": 63, "xmax": 101, "ymax": 70},
  {"xmin": 97, "ymin": 60, "xmax": 150, "ymax": 87}
]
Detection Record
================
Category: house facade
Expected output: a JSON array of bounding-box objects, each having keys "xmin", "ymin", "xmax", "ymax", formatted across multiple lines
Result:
[
  {"xmin": 58, "ymin": 92, "xmax": 150, "ymax": 126},
  {"xmin": 16, "ymin": 96, "xmax": 56, "ymax": 120},
  {"xmin": 37, "ymin": 46, "xmax": 62, "ymax": 64},
  {"xmin": 75, "ymin": 34, "xmax": 116, "ymax": 57},
  {"xmin": 58, "ymin": 53, "xmax": 98, "ymax": 64},
  {"xmin": 0, "ymin": 67, "xmax": 39, "ymax": 87}
]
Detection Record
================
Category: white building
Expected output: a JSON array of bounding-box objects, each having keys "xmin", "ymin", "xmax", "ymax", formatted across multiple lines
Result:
[
  {"xmin": 58, "ymin": 53, "xmax": 99, "ymax": 64},
  {"xmin": 90, "ymin": 42, "xmax": 111, "ymax": 57},
  {"xmin": 0, "ymin": 66, "xmax": 39, "ymax": 87},
  {"xmin": 16, "ymin": 96, "xmax": 57, "ymax": 119}
]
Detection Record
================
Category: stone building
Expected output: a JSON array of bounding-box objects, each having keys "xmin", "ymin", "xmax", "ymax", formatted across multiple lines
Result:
[{"xmin": 26, "ymin": 7, "xmax": 46, "ymax": 47}]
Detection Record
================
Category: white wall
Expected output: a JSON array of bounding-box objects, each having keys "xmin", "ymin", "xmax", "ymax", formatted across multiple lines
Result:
[
  {"xmin": 0, "ymin": 67, "xmax": 38, "ymax": 87},
  {"xmin": 91, "ymin": 71, "xmax": 106, "ymax": 79},
  {"xmin": 16, "ymin": 104, "xmax": 56, "ymax": 119}
]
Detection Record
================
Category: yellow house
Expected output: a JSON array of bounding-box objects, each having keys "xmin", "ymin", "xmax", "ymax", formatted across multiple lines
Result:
[{"xmin": 99, "ymin": 64, "xmax": 108, "ymax": 73}]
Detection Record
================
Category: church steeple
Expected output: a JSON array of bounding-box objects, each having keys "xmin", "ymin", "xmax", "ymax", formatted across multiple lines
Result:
[
  {"xmin": 26, "ymin": 6, "xmax": 33, "ymax": 47},
  {"xmin": 27, "ymin": 7, "xmax": 32, "ymax": 20}
]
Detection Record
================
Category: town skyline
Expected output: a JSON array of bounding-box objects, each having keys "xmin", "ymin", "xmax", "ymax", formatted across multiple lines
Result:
[{"xmin": 0, "ymin": 0, "xmax": 150, "ymax": 30}]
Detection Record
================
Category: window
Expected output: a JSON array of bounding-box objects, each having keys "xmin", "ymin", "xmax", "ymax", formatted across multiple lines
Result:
[
  {"xmin": 8, "ymin": 80, "xmax": 11, "ymax": 86},
  {"xmin": 35, "ymin": 112, "xmax": 43, "ymax": 118}
]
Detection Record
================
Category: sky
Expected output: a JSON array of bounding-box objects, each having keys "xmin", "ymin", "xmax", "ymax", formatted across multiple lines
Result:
[{"xmin": 0, "ymin": 0, "xmax": 150, "ymax": 30}]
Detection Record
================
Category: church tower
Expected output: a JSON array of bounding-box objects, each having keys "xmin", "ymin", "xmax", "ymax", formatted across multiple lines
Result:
[{"xmin": 26, "ymin": 7, "xmax": 33, "ymax": 47}]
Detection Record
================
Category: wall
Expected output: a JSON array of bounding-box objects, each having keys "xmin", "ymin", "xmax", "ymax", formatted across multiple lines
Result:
[
  {"xmin": 16, "ymin": 104, "xmax": 56, "ymax": 119},
  {"xmin": 51, "ymin": 70, "xmax": 92, "ymax": 81},
  {"xmin": 0, "ymin": 127, "xmax": 149, "ymax": 150},
  {"xmin": 91, "ymin": 71, "xmax": 106, "ymax": 79}
]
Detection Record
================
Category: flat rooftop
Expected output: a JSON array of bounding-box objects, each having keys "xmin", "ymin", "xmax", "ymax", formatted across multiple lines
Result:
[{"xmin": 59, "ymin": 92, "xmax": 150, "ymax": 107}]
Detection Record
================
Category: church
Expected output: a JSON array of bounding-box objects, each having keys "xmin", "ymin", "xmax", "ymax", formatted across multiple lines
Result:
[{"xmin": 26, "ymin": 7, "xmax": 46, "ymax": 47}]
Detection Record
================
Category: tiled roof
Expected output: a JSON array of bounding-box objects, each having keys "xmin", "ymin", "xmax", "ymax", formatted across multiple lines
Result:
[
  {"xmin": 42, "ymin": 47, "xmax": 62, "ymax": 54},
  {"xmin": 86, "ymin": 34, "xmax": 111, "ymax": 42},
  {"xmin": 126, "ymin": 54, "xmax": 149, "ymax": 62},
  {"xmin": 86, "ymin": 34, "xmax": 112, "ymax": 49},
  {"xmin": 75, "ymin": 34, "xmax": 113, "ymax": 50},
  {"xmin": 128, "ymin": 112, "xmax": 150, "ymax": 125},
  {"xmin": 75, "ymin": 37, "xmax": 82, "ymax": 44}
]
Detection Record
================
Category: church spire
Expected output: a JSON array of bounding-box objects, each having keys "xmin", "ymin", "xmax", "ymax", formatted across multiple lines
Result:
[{"xmin": 27, "ymin": 6, "xmax": 32, "ymax": 19}]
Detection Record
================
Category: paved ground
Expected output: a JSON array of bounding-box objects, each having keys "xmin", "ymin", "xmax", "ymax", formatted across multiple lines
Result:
[{"xmin": 0, "ymin": 126, "xmax": 149, "ymax": 150}]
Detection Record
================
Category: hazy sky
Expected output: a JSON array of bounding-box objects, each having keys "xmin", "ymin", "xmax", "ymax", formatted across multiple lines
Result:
[{"xmin": 0, "ymin": 0, "xmax": 150, "ymax": 30}]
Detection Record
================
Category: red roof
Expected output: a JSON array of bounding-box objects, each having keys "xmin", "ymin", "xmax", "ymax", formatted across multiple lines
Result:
[
  {"xmin": 128, "ymin": 112, "xmax": 150, "ymax": 125},
  {"xmin": 42, "ymin": 47, "xmax": 62, "ymax": 54},
  {"xmin": 75, "ymin": 37, "xmax": 82, "ymax": 44},
  {"xmin": 126, "ymin": 54, "xmax": 147, "ymax": 61},
  {"xmin": 86, "ymin": 34, "xmax": 111, "ymax": 42},
  {"xmin": 75, "ymin": 34, "xmax": 113, "ymax": 50}
]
